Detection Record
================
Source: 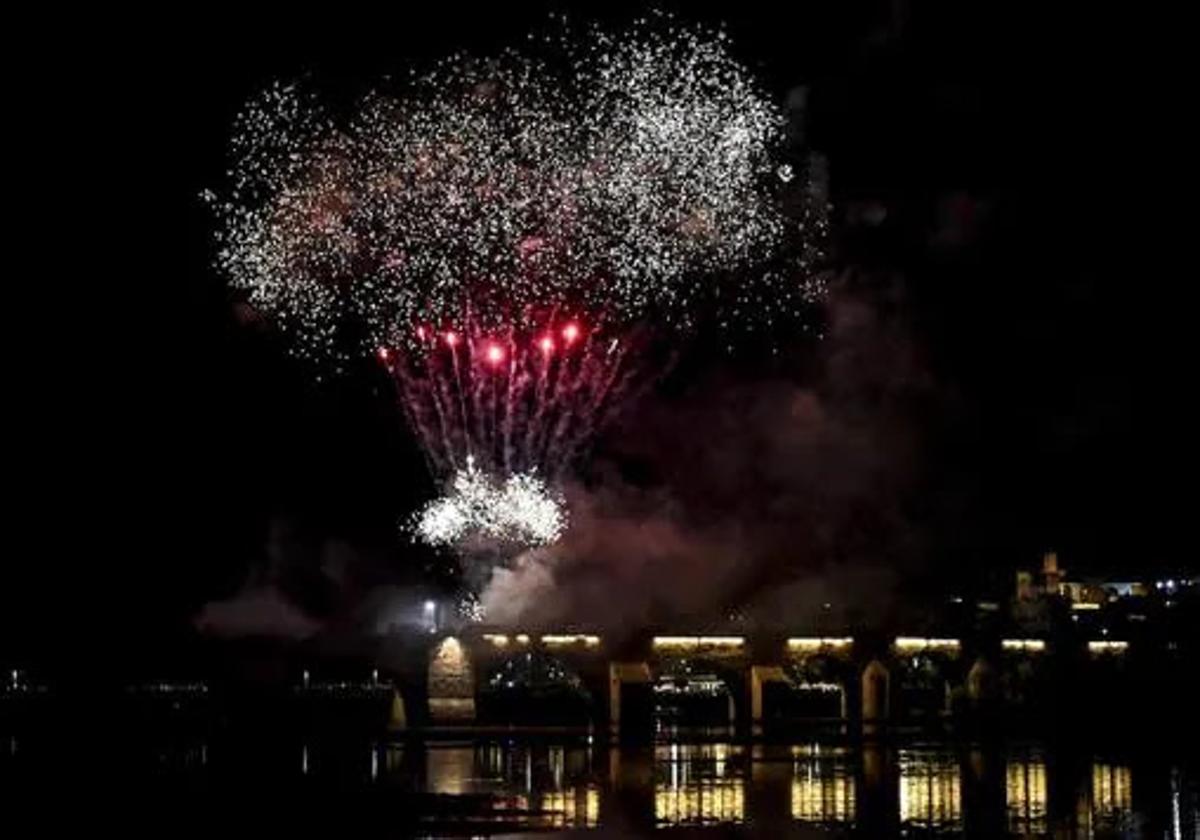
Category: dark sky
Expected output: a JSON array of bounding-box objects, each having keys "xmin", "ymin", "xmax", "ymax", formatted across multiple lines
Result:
[{"xmin": 6, "ymin": 2, "xmax": 1192, "ymax": 667}]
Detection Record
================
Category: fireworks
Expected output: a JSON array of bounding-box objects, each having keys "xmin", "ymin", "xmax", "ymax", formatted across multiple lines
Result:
[
  {"xmin": 382, "ymin": 316, "xmax": 652, "ymax": 481},
  {"xmin": 211, "ymin": 18, "xmax": 817, "ymax": 364},
  {"xmin": 210, "ymin": 17, "xmax": 827, "ymax": 591},
  {"xmin": 414, "ymin": 456, "xmax": 567, "ymax": 549}
]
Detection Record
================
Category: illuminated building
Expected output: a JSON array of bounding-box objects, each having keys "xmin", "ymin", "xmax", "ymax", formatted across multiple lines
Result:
[
  {"xmin": 1016, "ymin": 570, "xmax": 1037, "ymax": 602},
  {"xmin": 1043, "ymin": 551, "xmax": 1064, "ymax": 593},
  {"xmin": 1015, "ymin": 550, "xmax": 1151, "ymax": 609}
]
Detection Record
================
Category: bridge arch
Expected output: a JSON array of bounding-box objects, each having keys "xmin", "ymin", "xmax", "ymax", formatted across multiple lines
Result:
[
  {"xmin": 478, "ymin": 648, "xmax": 597, "ymax": 724},
  {"xmin": 650, "ymin": 655, "xmax": 746, "ymax": 730}
]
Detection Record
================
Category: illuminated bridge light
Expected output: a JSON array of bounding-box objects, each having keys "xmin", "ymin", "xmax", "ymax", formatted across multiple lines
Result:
[
  {"xmin": 1071, "ymin": 602, "xmax": 1102, "ymax": 611},
  {"xmin": 1087, "ymin": 640, "xmax": 1129, "ymax": 655},
  {"xmin": 653, "ymin": 636, "xmax": 745, "ymax": 651},
  {"xmin": 482, "ymin": 634, "xmax": 509, "ymax": 647},
  {"xmin": 894, "ymin": 637, "xmax": 961, "ymax": 652},
  {"xmin": 1001, "ymin": 639, "xmax": 1047, "ymax": 652},
  {"xmin": 515, "ymin": 634, "xmax": 531, "ymax": 645},
  {"xmin": 541, "ymin": 634, "xmax": 601, "ymax": 647},
  {"xmin": 787, "ymin": 637, "xmax": 854, "ymax": 652}
]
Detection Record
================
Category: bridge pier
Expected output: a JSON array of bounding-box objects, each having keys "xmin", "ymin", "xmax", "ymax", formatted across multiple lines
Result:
[
  {"xmin": 609, "ymin": 662, "xmax": 653, "ymax": 739},
  {"xmin": 749, "ymin": 665, "xmax": 788, "ymax": 734},
  {"xmin": 388, "ymin": 688, "xmax": 407, "ymax": 731},
  {"xmin": 861, "ymin": 659, "xmax": 891, "ymax": 732},
  {"xmin": 966, "ymin": 656, "xmax": 999, "ymax": 705}
]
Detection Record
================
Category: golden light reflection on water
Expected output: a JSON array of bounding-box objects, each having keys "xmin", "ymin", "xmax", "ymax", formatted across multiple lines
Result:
[
  {"xmin": 541, "ymin": 786, "xmax": 601, "ymax": 827},
  {"xmin": 426, "ymin": 746, "xmax": 476, "ymax": 795},
  {"xmin": 423, "ymin": 744, "xmax": 600, "ymax": 829},
  {"xmin": 655, "ymin": 741, "xmax": 745, "ymax": 826},
  {"xmin": 1006, "ymin": 754, "xmax": 1048, "ymax": 835},
  {"xmin": 1089, "ymin": 762, "xmax": 1133, "ymax": 832},
  {"xmin": 655, "ymin": 779, "xmax": 745, "ymax": 826},
  {"xmin": 899, "ymin": 749, "xmax": 962, "ymax": 832},
  {"xmin": 791, "ymin": 757, "xmax": 856, "ymax": 826},
  {"xmin": 408, "ymin": 739, "xmax": 1168, "ymax": 834}
]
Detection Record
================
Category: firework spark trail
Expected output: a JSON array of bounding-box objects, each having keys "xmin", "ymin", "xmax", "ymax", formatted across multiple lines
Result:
[
  {"xmin": 389, "ymin": 324, "xmax": 645, "ymax": 484},
  {"xmin": 450, "ymin": 348, "xmax": 471, "ymax": 465},
  {"xmin": 424, "ymin": 349, "xmax": 456, "ymax": 472}
]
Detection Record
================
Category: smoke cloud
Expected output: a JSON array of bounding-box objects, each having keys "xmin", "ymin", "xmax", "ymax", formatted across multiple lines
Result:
[
  {"xmin": 194, "ymin": 585, "xmax": 320, "ymax": 640},
  {"xmin": 481, "ymin": 276, "xmax": 935, "ymax": 633},
  {"xmin": 193, "ymin": 519, "xmax": 356, "ymax": 639}
]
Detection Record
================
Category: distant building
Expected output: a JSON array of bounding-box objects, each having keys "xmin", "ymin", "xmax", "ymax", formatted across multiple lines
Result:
[
  {"xmin": 1042, "ymin": 552, "xmax": 1064, "ymax": 594},
  {"xmin": 1014, "ymin": 550, "xmax": 1148, "ymax": 607},
  {"xmin": 1016, "ymin": 571, "xmax": 1036, "ymax": 602},
  {"xmin": 1104, "ymin": 582, "xmax": 1149, "ymax": 599},
  {"xmin": 1014, "ymin": 552, "xmax": 1065, "ymax": 602}
]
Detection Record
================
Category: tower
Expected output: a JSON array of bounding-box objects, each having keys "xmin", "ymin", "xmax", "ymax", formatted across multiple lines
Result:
[{"xmin": 1041, "ymin": 551, "xmax": 1063, "ymax": 595}]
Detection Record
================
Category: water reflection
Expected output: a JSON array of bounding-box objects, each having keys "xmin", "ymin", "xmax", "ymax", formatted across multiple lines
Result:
[
  {"xmin": 655, "ymin": 742, "xmax": 745, "ymax": 826},
  {"xmin": 1086, "ymin": 761, "xmax": 1135, "ymax": 835},
  {"xmin": 1169, "ymin": 766, "xmax": 1200, "ymax": 840},
  {"xmin": 6, "ymin": 726, "xmax": 1198, "ymax": 835},
  {"xmin": 423, "ymin": 742, "xmax": 600, "ymax": 829},
  {"xmin": 791, "ymin": 744, "xmax": 856, "ymax": 828},
  {"xmin": 1005, "ymin": 751, "xmax": 1048, "ymax": 835},
  {"xmin": 899, "ymin": 748, "xmax": 963, "ymax": 832}
]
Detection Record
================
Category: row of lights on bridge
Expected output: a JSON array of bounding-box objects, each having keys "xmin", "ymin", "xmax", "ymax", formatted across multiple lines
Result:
[{"xmin": 472, "ymin": 635, "xmax": 1123, "ymax": 653}]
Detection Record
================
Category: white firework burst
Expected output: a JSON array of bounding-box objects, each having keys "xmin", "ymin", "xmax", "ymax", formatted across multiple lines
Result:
[
  {"xmin": 210, "ymin": 17, "xmax": 824, "ymax": 364},
  {"xmin": 413, "ymin": 456, "xmax": 567, "ymax": 550}
]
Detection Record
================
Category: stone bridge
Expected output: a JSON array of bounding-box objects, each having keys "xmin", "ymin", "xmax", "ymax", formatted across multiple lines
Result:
[{"xmin": 377, "ymin": 629, "xmax": 1135, "ymax": 736}]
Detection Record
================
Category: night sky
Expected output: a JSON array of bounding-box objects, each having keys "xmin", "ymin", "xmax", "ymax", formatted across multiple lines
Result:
[{"xmin": 6, "ymin": 2, "xmax": 1191, "ymax": 670}]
